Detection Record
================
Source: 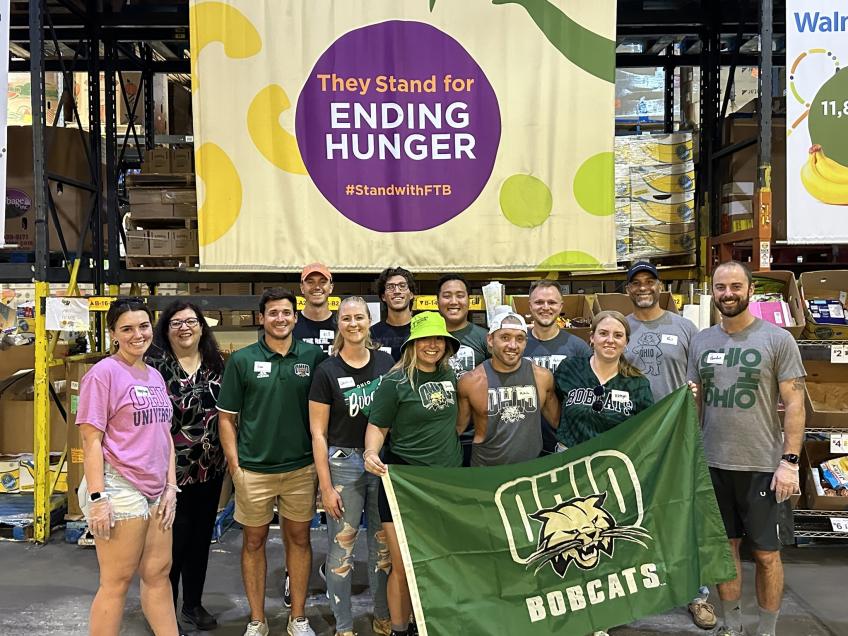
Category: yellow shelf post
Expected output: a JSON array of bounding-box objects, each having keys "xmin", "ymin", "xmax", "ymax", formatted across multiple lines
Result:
[{"xmin": 33, "ymin": 280, "xmax": 51, "ymax": 543}]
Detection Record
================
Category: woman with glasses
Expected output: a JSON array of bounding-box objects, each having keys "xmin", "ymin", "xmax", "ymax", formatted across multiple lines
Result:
[
  {"xmin": 554, "ymin": 310, "xmax": 654, "ymax": 452},
  {"xmin": 147, "ymin": 301, "xmax": 226, "ymax": 632},
  {"xmin": 76, "ymin": 299, "xmax": 180, "ymax": 634},
  {"xmin": 308, "ymin": 296, "xmax": 395, "ymax": 636}
]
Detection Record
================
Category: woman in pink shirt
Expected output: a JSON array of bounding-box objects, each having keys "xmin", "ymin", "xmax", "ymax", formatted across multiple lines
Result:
[{"xmin": 76, "ymin": 299, "xmax": 180, "ymax": 635}]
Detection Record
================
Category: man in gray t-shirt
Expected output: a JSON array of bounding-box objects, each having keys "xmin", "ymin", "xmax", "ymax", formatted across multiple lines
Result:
[
  {"xmin": 687, "ymin": 261, "xmax": 806, "ymax": 636},
  {"xmin": 624, "ymin": 263, "xmax": 699, "ymax": 402}
]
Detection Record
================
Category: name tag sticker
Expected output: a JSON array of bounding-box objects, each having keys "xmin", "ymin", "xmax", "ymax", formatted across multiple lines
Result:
[
  {"xmin": 611, "ymin": 389, "xmax": 630, "ymax": 403},
  {"xmin": 706, "ymin": 352, "xmax": 726, "ymax": 365},
  {"xmin": 320, "ymin": 329, "xmax": 335, "ymax": 340},
  {"xmin": 441, "ymin": 381, "xmax": 454, "ymax": 391},
  {"xmin": 338, "ymin": 377, "xmax": 355, "ymax": 389},
  {"xmin": 660, "ymin": 334, "xmax": 678, "ymax": 345},
  {"xmin": 254, "ymin": 361, "xmax": 272, "ymax": 375},
  {"xmin": 133, "ymin": 386, "xmax": 150, "ymax": 398}
]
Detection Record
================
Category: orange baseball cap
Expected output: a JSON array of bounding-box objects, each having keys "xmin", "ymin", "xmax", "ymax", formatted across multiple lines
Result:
[{"xmin": 300, "ymin": 262, "xmax": 332, "ymax": 282}]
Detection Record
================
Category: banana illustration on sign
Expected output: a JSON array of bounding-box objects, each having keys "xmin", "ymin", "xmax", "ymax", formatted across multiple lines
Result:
[
  {"xmin": 632, "ymin": 197, "xmax": 694, "ymax": 223},
  {"xmin": 641, "ymin": 171, "xmax": 694, "ymax": 194},
  {"xmin": 644, "ymin": 139, "xmax": 693, "ymax": 163},
  {"xmin": 801, "ymin": 144, "xmax": 848, "ymax": 205}
]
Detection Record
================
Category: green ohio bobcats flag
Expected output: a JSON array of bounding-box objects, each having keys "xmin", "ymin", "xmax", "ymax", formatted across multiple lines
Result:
[{"xmin": 383, "ymin": 387, "xmax": 734, "ymax": 636}]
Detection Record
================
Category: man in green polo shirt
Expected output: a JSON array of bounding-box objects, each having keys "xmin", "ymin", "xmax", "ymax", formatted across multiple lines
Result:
[{"xmin": 218, "ymin": 288, "xmax": 327, "ymax": 636}]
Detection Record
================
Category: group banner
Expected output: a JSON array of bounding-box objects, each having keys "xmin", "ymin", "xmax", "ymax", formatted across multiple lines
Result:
[
  {"xmin": 787, "ymin": 0, "xmax": 848, "ymax": 243},
  {"xmin": 189, "ymin": 0, "xmax": 617, "ymax": 272},
  {"xmin": 383, "ymin": 387, "xmax": 735, "ymax": 635}
]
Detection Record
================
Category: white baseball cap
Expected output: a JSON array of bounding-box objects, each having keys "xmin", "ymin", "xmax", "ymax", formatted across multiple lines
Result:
[{"xmin": 488, "ymin": 310, "xmax": 528, "ymax": 334}]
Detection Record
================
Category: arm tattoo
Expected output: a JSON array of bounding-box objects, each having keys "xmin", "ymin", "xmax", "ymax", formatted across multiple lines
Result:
[{"xmin": 792, "ymin": 377, "xmax": 806, "ymax": 391}]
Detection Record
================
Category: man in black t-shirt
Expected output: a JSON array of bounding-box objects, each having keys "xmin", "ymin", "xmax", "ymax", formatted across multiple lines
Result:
[
  {"xmin": 370, "ymin": 267, "xmax": 416, "ymax": 361},
  {"xmin": 293, "ymin": 262, "xmax": 336, "ymax": 355}
]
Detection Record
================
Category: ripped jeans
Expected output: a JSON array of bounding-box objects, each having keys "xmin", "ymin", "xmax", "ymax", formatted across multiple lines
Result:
[
  {"xmin": 325, "ymin": 447, "xmax": 390, "ymax": 631},
  {"xmin": 79, "ymin": 462, "xmax": 161, "ymax": 522}
]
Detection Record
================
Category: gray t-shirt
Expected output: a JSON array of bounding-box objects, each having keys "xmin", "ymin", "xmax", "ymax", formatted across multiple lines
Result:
[
  {"xmin": 686, "ymin": 318, "xmax": 805, "ymax": 472},
  {"xmin": 524, "ymin": 329, "xmax": 591, "ymax": 372},
  {"xmin": 626, "ymin": 311, "xmax": 699, "ymax": 401}
]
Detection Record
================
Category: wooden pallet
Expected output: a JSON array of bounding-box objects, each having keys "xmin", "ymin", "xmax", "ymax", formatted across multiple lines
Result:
[
  {"xmin": 125, "ymin": 173, "xmax": 196, "ymax": 187},
  {"xmin": 125, "ymin": 255, "xmax": 199, "ymax": 270},
  {"xmin": 127, "ymin": 216, "xmax": 198, "ymax": 229}
]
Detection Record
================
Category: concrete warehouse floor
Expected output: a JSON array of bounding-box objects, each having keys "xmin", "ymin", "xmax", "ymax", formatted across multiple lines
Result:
[{"xmin": 0, "ymin": 527, "xmax": 846, "ymax": 636}]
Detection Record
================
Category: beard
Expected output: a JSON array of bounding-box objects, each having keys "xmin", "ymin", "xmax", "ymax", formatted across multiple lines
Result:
[{"xmin": 715, "ymin": 294, "xmax": 749, "ymax": 317}]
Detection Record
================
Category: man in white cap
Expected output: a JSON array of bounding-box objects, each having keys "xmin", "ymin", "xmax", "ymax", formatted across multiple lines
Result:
[
  {"xmin": 457, "ymin": 310, "xmax": 560, "ymax": 466},
  {"xmin": 293, "ymin": 262, "xmax": 336, "ymax": 355}
]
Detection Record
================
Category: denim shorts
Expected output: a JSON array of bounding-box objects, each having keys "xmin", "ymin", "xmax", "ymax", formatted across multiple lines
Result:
[{"xmin": 78, "ymin": 462, "xmax": 161, "ymax": 521}]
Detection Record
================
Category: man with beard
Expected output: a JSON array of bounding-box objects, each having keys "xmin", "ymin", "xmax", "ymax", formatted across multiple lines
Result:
[
  {"xmin": 524, "ymin": 280, "xmax": 590, "ymax": 454},
  {"xmin": 622, "ymin": 262, "xmax": 711, "ymax": 628},
  {"xmin": 457, "ymin": 310, "xmax": 560, "ymax": 466},
  {"xmin": 293, "ymin": 263, "xmax": 336, "ymax": 355},
  {"xmin": 437, "ymin": 274, "xmax": 490, "ymax": 465},
  {"xmin": 687, "ymin": 261, "xmax": 805, "ymax": 636},
  {"xmin": 370, "ymin": 267, "xmax": 416, "ymax": 361}
]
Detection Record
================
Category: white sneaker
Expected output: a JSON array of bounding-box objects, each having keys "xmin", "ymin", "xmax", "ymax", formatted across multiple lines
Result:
[
  {"xmin": 713, "ymin": 627, "xmax": 745, "ymax": 636},
  {"xmin": 288, "ymin": 616, "xmax": 316, "ymax": 636},
  {"xmin": 244, "ymin": 620, "xmax": 269, "ymax": 636},
  {"xmin": 592, "ymin": 632, "xmax": 609, "ymax": 636}
]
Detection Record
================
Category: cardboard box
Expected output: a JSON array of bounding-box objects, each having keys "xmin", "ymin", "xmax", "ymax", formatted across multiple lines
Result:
[
  {"xmin": 143, "ymin": 147, "xmax": 171, "ymax": 173},
  {"xmin": 630, "ymin": 162, "xmax": 696, "ymax": 198},
  {"xmin": 148, "ymin": 230, "xmax": 172, "ymax": 256},
  {"xmin": 5, "ymin": 126, "xmax": 94, "ymax": 251},
  {"xmin": 171, "ymin": 148, "xmax": 194, "ymax": 173},
  {"xmin": 0, "ymin": 343, "xmax": 68, "ymax": 379},
  {"xmin": 751, "ymin": 270, "xmax": 806, "ymax": 339},
  {"xmin": 189, "ymin": 283, "xmax": 221, "ymax": 295},
  {"xmin": 0, "ymin": 371, "xmax": 66, "ymax": 454},
  {"xmin": 221, "ymin": 283, "xmax": 253, "ymax": 296},
  {"xmin": 220, "ymin": 311, "xmax": 256, "ymax": 327},
  {"xmin": 593, "ymin": 292, "xmax": 680, "ymax": 317},
  {"xmin": 171, "ymin": 229, "xmax": 198, "ymax": 256},
  {"xmin": 66, "ymin": 355, "xmax": 105, "ymax": 516},
  {"xmin": 800, "ymin": 270, "xmax": 848, "ymax": 340},
  {"xmin": 18, "ymin": 453, "xmax": 67, "ymax": 493},
  {"xmin": 615, "ymin": 133, "xmax": 694, "ymax": 166},
  {"xmin": 630, "ymin": 194, "xmax": 696, "ymax": 225},
  {"xmin": 802, "ymin": 440, "xmax": 848, "ymax": 511},
  {"xmin": 125, "ymin": 230, "xmax": 149, "ymax": 256},
  {"xmin": 630, "ymin": 223, "xmax": 696, "ymax": 256},
  {"xmin": 803, "ymin": 360, "xmax": 848, "ymax": 429}
]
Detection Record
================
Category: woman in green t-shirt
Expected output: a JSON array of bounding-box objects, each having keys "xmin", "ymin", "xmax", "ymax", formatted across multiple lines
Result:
[
  {"xmin": 364, "ymin": 312, "xmax": 462, "ymax": 636},
  {"xmin": 554, "ymin": 310, "xmax": 656, "ymax": 450}
]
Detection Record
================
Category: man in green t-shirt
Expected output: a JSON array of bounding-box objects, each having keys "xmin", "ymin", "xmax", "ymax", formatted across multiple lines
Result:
[
  {"xmin": 218, "ymin": 288, "xmax": 327, "ymax": 636},
  {"xmin": 437, "ymin": 273, "xmax": 490, "ymax": 466}
]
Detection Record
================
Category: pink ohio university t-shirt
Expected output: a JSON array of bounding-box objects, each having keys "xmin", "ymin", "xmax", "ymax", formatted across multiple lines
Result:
[{"xmin": 76, "ymin": 355, "xmax": 173, "ymax": 498}]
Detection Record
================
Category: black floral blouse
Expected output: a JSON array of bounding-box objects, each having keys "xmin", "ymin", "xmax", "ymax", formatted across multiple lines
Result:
[{"xmin": 147, "ymin": 352, "xmax": 226, "ymax": 486}]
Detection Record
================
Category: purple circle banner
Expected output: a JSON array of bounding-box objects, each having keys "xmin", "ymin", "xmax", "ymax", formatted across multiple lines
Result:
[{"xmin": 296, "ymin": 21, "xmax": 501, "ymax": 232}]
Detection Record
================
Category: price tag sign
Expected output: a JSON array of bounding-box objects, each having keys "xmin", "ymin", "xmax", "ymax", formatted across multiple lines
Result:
[
  {"xmin": 831, "ymin": 344, "xmax": 848, "ymax": 363},
  {"xmin": 831, "ymin": 434, "xmax": 848, "ymax": 454},
  {"xmin": 829, "ymin": 517, "xmax": 848, "ymax": 533}
]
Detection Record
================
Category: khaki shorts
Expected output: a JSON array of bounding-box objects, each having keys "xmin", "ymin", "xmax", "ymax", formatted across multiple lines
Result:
[{"xmin": 233, "ymin": 463, "xmax": 317, "ymax": 526}]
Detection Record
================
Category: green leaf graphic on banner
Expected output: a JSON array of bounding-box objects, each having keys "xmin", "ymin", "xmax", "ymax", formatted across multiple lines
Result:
[
  {"xmin": 492, "ymin": 0, "xmax": 615, "ymax": 83},
  {"xmin": 536, "ymin": 250, "xmax": 600, "ymax": 270},
  {"xmin": 500, "ymin": 174, "xmax": 553, "ymax": 227},
  {"xmin": 809, "ymin": 68, "xmax": 848, "ymax": 167},
  {"xmin": 574, "ymin": 151, "xmax": 614, "ymax": 216}
]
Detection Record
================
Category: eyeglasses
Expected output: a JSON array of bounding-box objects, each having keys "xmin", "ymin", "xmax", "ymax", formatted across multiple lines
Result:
[
  {"xmin": 591, "ymin": 385, "xmax": 607, "ymax": 412},
  {"xmin": 169, "ymin": 318, "xmax": 199, "ymax": 329},
  {"xmin": 385, "ymin": 283, "xmax": 409, "ymax": 292}
]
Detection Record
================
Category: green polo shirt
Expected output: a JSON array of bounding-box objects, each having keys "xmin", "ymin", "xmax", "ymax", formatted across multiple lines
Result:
[{"xmin": 218, "ymin": 337, "xmax": 327, "ymax": 473}]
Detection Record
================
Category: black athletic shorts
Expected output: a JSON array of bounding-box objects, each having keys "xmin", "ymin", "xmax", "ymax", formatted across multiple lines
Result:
[
  {"xmin": 377, "ymin": 451, "xmax": 410, "ymax": 523},
  {"xmin": 709, "ymin": 467, "xmax": 781, "ymax": 551}
]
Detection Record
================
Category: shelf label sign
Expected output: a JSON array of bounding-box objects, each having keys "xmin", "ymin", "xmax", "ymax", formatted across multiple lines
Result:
[
  {"xmin": 831, "ymin": 433, "xmax": 848, "ymax": 454},
  {"xmin": 830, "ymin": 343, "xmax": 848, "ymax": 363},
  {"xmin": 787, "ymin": 1, "xmax": 848, "ymax": 242},
  {"xmin": 829, "ymin": 517, "xmax": 848, "ymax": 532}
]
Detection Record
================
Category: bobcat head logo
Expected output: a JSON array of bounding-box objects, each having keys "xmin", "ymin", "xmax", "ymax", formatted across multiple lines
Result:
[
  {"xmin": 527, "ymin": 493, "xmax": 651, "ymax": 578},
  {"xmin": 638, "ymin": 332, "xmax": 661, "ymax": 347},
  {"xmin": 419, "ymin": 381, "xmax": 455, "ymax": 411}
]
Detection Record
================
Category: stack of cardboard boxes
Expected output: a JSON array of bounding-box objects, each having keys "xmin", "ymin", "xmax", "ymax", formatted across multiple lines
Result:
[
  {"xmin": 125, "ymin": 147, "xmax": 198, "ymax": 265},
  {"xmin": 614, "ymin": 132, "xmax": 697, "ymax": 262}
]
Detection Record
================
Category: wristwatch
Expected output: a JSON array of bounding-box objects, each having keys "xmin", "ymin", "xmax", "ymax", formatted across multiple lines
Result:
[
  {"xmin": 88, "ymin": 491, "xmax": 104, "ymax": 502},
  {"xmin": 781, "ymin": 453, "xmax": 800, "ymax": 465}
]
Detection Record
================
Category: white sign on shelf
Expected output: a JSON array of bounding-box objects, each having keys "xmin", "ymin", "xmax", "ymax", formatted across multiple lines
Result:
[
  {"xmin": 830, "ymin": 433, "xmax": 848, "ymax": 454},
  {"xmin": 45, "ymin": 297, "xmax": 90, "ymax": 331},
  {"xmin": 829, "ymin": 517, "xmax": 848, "ymax": 533},
  {"xmin": 830, "ymin": 343, "xmax": 848, "ymax": 364}
]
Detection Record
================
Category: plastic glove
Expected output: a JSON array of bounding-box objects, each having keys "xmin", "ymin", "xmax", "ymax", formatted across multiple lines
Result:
[
  {"xmin": 87, "ymin": 497, "xmax": 114, "ymax": 540},
  {"xmin": 770, "ymin": 460, "xmax": 799, "ymax": 503},
  {"xmin": 158, "ymin": 483, "xmax": 180, "ymax": 531}
]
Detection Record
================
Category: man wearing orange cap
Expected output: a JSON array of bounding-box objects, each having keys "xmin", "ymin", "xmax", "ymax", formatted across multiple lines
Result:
[{"xmin": 293, "ymin": 263, "xmax": 336, "ymax": 355}]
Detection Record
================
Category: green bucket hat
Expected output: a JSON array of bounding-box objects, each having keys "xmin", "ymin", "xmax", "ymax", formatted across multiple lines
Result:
[{"xmin": 401, "ymin": 311, "xmax": 461, "ymax": 356}]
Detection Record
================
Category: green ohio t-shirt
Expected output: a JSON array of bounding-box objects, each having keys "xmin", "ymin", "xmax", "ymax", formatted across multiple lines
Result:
[
  {"xmin": 217, "ymin": 337, "xmax": 327, "ymax": 473},
  {"xmin": 554, "ymin": 356, "xmax": 654, "ymax": 448},
  {"xmin": 369, "ymin": 367, "xmax": 463, "ymax": 467}
]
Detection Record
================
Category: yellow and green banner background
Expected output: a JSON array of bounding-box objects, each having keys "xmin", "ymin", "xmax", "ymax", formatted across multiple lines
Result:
[{"xmin": 190, "ymin": 0, "xmax": 617, "ymax": 272}]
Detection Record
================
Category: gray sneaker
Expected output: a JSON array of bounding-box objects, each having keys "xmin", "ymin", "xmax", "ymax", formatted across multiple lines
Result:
[
  {"xmin": 244, "ymin": 620, "xmax": 269, "ymax": 636},
  {"xmin": 287, "ymin": 616, "xmax": 316, "ymax": 636},
  {"xmin": 713, "ymin": 627, "xmax": 745, "ymax": 636}
]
